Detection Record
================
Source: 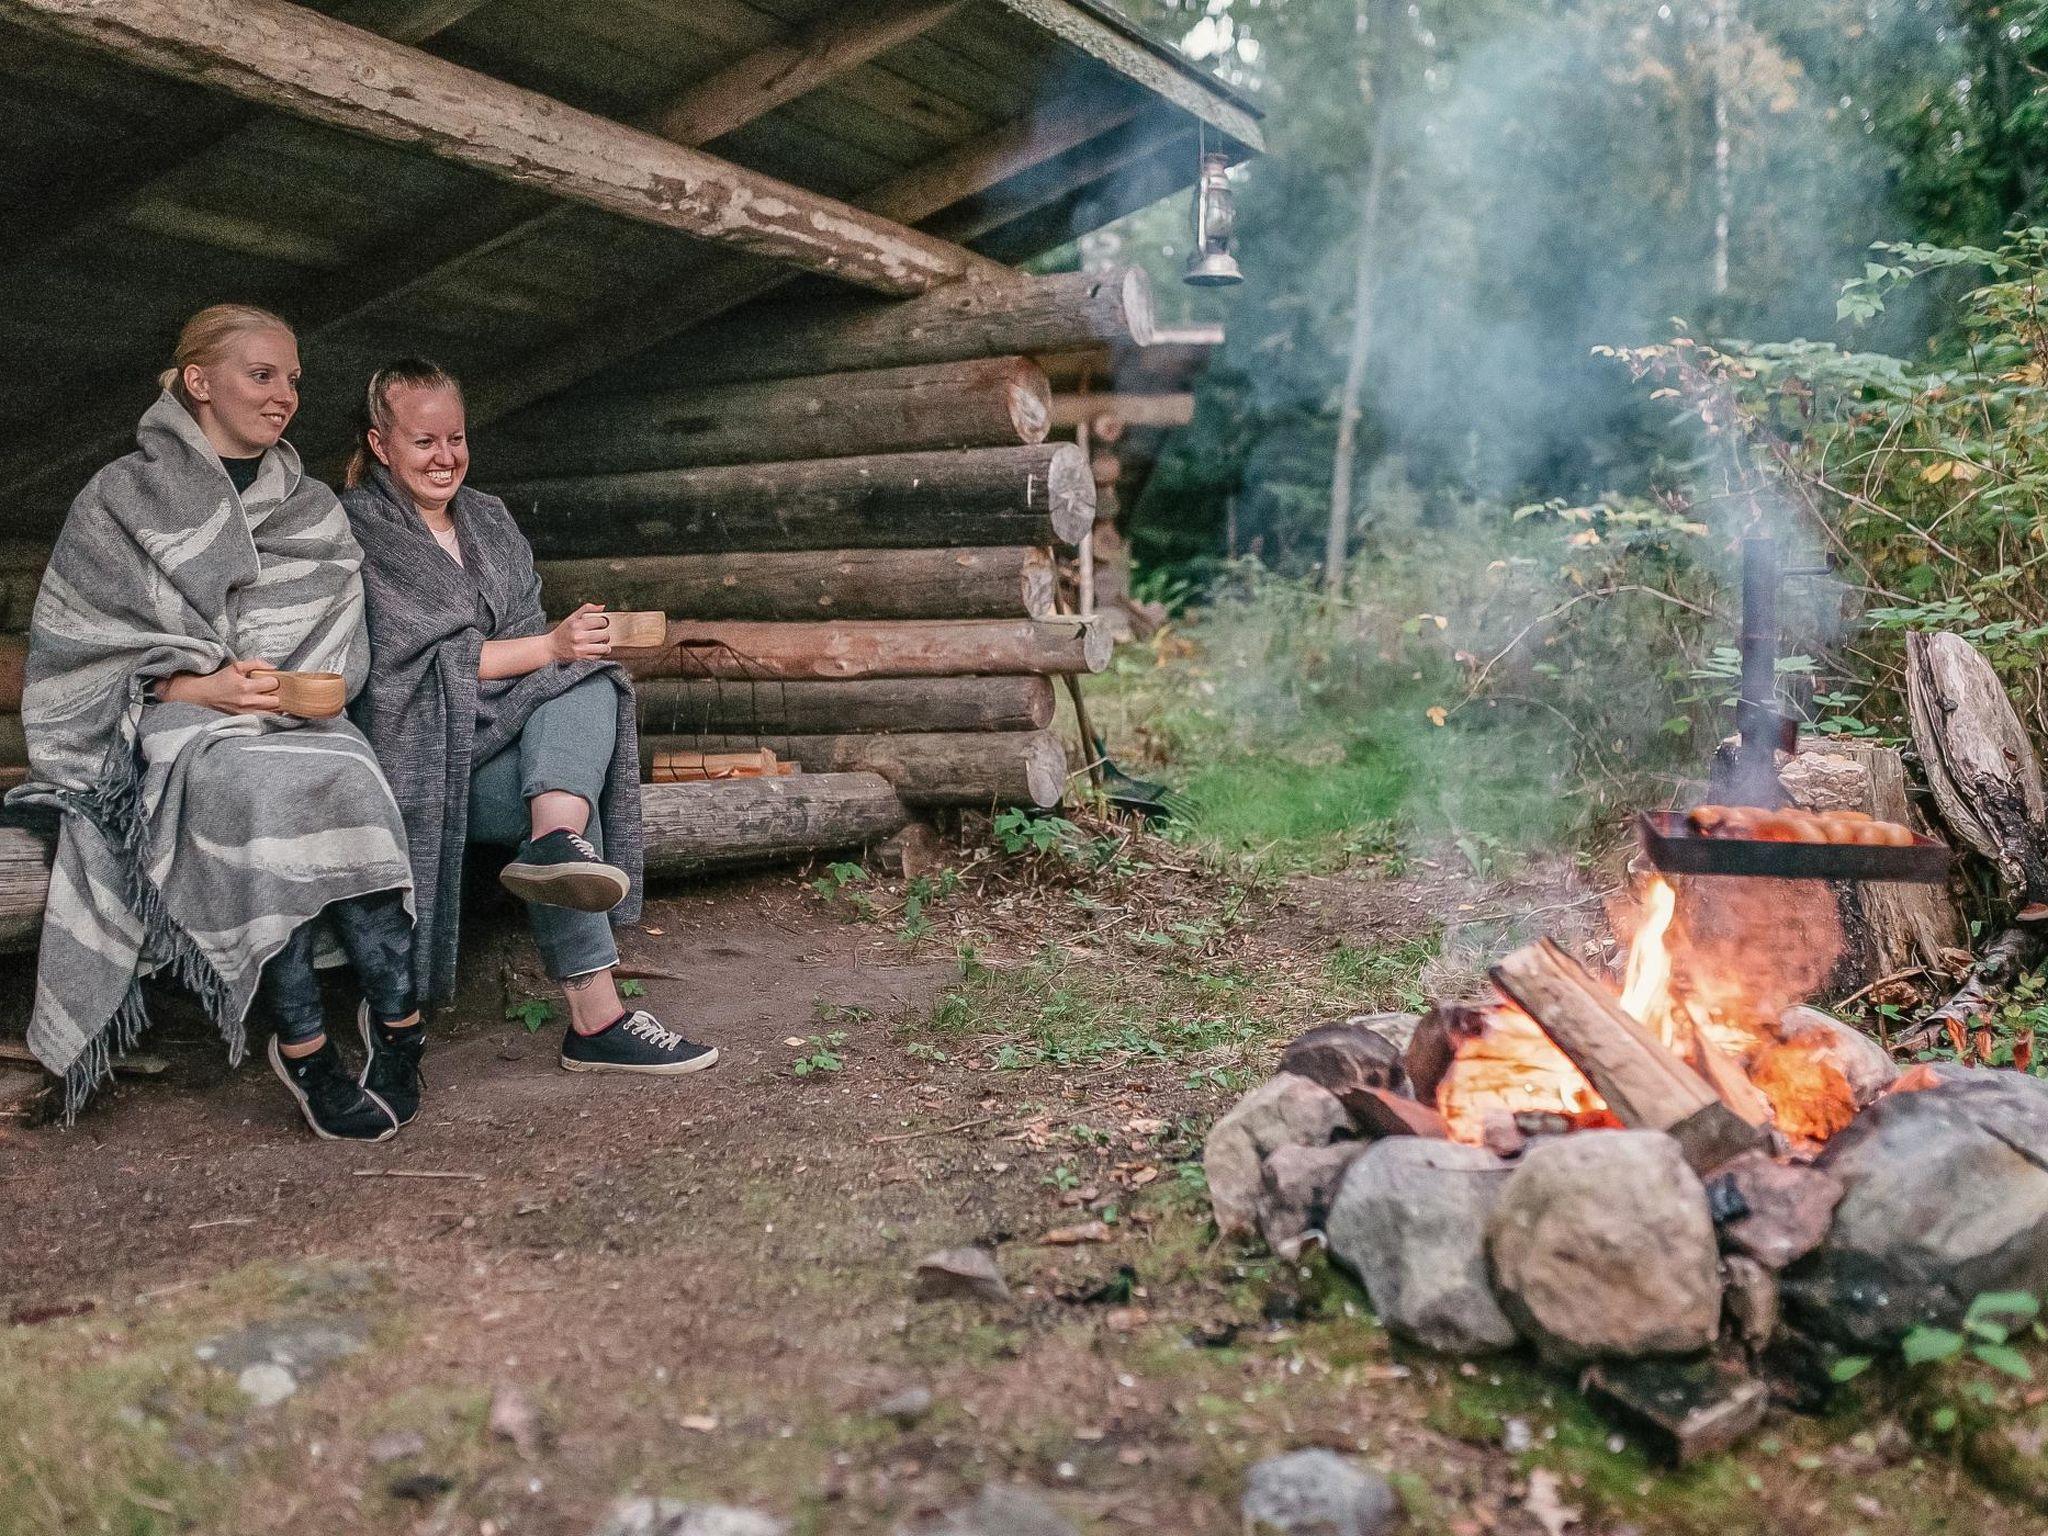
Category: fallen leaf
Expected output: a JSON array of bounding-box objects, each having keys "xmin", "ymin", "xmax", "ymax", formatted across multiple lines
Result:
[
  {"xmin": 1426, "ymin": 706, "xmax": 1448, "ymax": 727},
  {"xmin": 784, "ymin": 1037, "xmax": 808, "ymax": 1048},
  {"xmin": 1524, "ymin": 1468, "xmax": 1580, "ymax": 1536},
  {"xmin": 1041, "ymin": 1221, "xmax": 1113, "ymax": 1246},
  {"xmin": 679, "ymin": 1413, "xmax": 719, "ymax": 1433}
]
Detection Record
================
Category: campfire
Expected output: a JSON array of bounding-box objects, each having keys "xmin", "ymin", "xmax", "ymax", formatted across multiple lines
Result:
[{"xmin": 1436, "ymin": 874, "xmax": 1861, "ymax": 1156}]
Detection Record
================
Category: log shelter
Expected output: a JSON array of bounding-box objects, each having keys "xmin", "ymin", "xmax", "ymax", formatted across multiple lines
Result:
[{"xmin": 0, "ymin": 0, "xmax": 1258, "ymax": 941}]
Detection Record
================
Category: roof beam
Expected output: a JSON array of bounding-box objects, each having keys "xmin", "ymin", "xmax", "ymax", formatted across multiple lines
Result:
[
  {"xmin": 461, "ymin": 87, "xmax": 1162, "ymax": 433},
  {"xmin": 1, "ymin": 0, "xmax": 1006, "ymax": 296},
  {"xmin": 0, "ymin": 0, "xmax": 490, "ymax": 270},
  {"xmin": 306, "ymin": 0, "xmax": 967, "ymax": 346}
]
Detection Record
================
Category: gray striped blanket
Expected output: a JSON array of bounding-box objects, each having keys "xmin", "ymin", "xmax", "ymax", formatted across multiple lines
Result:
[{"xmin": 9, "ymin": 392, "xmax": 414, "ymax": 1114}]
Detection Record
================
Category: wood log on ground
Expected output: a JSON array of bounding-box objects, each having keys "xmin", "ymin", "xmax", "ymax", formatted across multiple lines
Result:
[
  {"xmin": 1489, "ymin": 939, "xmax": 1768, "ymax": 1171},
  {"xmin": 0, "ymin": 778, "xmax": 911, "ymax": 949},
  {"xmin": 641, "ymin": 730, "xmax": 1067, "ymax": 809},
  {"xmin": 619, "ymin": 619, "xmax": 1108, "ymax": 683},
  {"xmin": 497, "ymin": 443, "xmax": 1095, "ymax": 558},
  {"xmin": 4, "ymin": 0, "xmax": 1010, "ymax": 298},
  {"xmin": 1779, "ymin": 742, "xmax": 1967, "ymax": 1002},
  {"xmin": 493, "ymin": 358, "xmax": 1051, "ymax": 479},
  {"xmin": 536, "ymin": 547, "xmax": 1056, "ymax": 623},
  {"xmin": 635, "ymin": 676, "xmax": 1055, "ymax": 736},
  {"xmin": 672, "ymin": 268, "xmax": 1156, "ymax": 387},
  {"xmin": 1908, "ymin": 629, "xmax": 2048, "ymax": 900},
  {"xmin": 1895, "ymin": 927, "xmax": 2048, "ymax": 1054}
]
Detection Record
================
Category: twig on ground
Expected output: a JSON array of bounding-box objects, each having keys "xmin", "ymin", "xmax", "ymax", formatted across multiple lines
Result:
[
  {"xmin": 1833, "ymin": 965, "xmax": 1931, "ymax": 1010},
  {"xmin": 351, "ymin": 1168, "xmax": 485, "ymax": 1181},
  {"xmin": 188, "ymin": 1216, "xmax": 255, "ymax": 1231},
  {"xmin": 868, "ymin": 1115, "xmax": 999, "ymax": 1145}
]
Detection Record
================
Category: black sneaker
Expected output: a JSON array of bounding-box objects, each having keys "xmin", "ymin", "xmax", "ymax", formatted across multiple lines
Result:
[
  {"xmin": 356, "ymin": 1001, "xmax": 425, "ymax": 1127},
  {"xmin": 560, "ymin": 1011, "xmax": 720, "ymax": 1076},
  {"xmin": 268, "ymin": 1035, "xmax": 398, "ymax": 1141},
  {"xmin": 499, "ymin": 828, "xmax": 630, "ymax": 913}
]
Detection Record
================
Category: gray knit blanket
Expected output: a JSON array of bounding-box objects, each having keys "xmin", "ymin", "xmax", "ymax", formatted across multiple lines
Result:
[
  {"xmin": 10, "ymin": 393, "xmax": 414, "ymax": 1113},
  {"xmin": 342, "ymin": 467, "xmax": 641, "ymax": 1007}
]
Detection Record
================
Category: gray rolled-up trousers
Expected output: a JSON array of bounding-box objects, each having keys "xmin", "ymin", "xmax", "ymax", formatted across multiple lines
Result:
[{"xmin": 467, "ymin": 675, "xmax": 620, "ymax": 980}]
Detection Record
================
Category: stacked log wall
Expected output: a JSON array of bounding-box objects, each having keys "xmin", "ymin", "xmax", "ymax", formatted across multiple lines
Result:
[{"xmin": 0, "ymin": 270, "xmax": 1159, "ymax": 831}]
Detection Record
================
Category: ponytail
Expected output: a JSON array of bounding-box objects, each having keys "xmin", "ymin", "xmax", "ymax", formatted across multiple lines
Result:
[{"xmin": 346, "ymin": 356, "xmax": 464, "ymax": 488}]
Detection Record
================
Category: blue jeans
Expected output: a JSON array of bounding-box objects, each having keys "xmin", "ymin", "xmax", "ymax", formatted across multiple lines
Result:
[
  {"xmin": 257, "ymin": 889, "xmax": 415, "ymax": 1046},
  {"xmin": 468, "ymin": 677, "xmax": 620, "ymax": 981}
]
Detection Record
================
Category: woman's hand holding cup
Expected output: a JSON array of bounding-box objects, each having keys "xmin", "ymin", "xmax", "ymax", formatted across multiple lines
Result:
[
  {"xmin": 550, "ymin": 602, "xmax": 612, "ymax": 662},
  {"xmin": 158, "ymin": 659, "xmax": 284, "ymax": 715}
]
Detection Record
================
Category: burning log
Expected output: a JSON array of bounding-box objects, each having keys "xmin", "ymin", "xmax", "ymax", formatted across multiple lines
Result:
[{"xmin": 1488, "ymin": 939, "xmax": 1768, "ymax": 1172}]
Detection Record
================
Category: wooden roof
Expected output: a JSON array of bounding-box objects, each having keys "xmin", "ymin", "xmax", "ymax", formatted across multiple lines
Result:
[{"xmin": 0, "ymin": 0, "xmax": 1258, "ymax": 532}]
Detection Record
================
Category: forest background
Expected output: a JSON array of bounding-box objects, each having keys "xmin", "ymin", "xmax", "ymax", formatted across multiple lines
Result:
[{"xmin": 1076, "ymin": 0, "xmax": 2048, "ymax": 881}]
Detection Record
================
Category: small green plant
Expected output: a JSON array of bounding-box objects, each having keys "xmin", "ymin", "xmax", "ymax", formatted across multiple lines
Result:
[
  {"xmin": 618, "ymin": 978, "xmax": 646, "ymax": 999},
  {"xmin": 811, "ymin": 860, "xmax": 874, "ymax": 919},
  {"xmin": 1832, "ymin": 1291, "xmax": 2043, "ymax": 1404},
  {"xmin": 790, "ymin": 1031, "xmax": 847, "ymax": 1076},
  {"xmin": 903, "ymin": 1040, "xmax": 949, "ymax": 1064},
  {"xmin": 994, "ymin": 808, "xmax": 1077, "ymax": 856},
  {"xmin": 505, "ymin": 997, "xmax": 554, "ymax": 1032},
  {"xmin": 1043, "ymin": 1162, "xmax": 1082, "ymax": 1192},
  {"xmin": 897, "ymin": 869, "xmax": 961, "ymax": 945}
]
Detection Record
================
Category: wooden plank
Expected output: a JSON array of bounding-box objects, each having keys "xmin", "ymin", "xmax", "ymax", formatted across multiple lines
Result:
[
  {"xmin": 970, "ymin": 127, "xmax": 1197, "ymax": 263},
  {"xmin": 534, "ymin": 546, "xmax": 1056, "ymax": 622},
  {"xmin": 495, "ymin": 442, "xmax": 1096, "ymax": 557},
  {"xmin": 980, "ymin": 0, "xmax": 1263, "ymax": 152},
  {"xmin": 1050, "ymin": 392, "xmax": 1194, "ymax": 431},
  {"xmin": 635, "ymin": 675, "xmax": 1056, "ymax": 735},
  {"xmin": 493, "ymin": 356, "xmax": 1050, "ymax": 478},
  {"xmin": 0, "ymin": 0, "xmax": 493, "ymax": 273},
  {"xmin": 642, "ymin": 727, "xmax": 1067, "ymax": 808},
  {"xmin": 617, "ymin": 617, "xmax": 1111, "ymax": 681},
  {"xmin": 1, "ymin": 0, "xmax": 1009, "ymax": 296},
  {"xmin": 321, "ymin": 0, "xmax": 969, "ymax": 369}
]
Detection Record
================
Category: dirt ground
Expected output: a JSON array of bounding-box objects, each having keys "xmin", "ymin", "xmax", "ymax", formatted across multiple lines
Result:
[{"xmin": 0, "ymin": 846, "xmax": 2041, "ymax": 1535}]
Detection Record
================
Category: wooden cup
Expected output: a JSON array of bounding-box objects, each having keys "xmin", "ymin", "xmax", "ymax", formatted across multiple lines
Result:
[
  {"xmin": 260, "ymin": 669, "xmax": 347, "ymax": 718},
  {"xmin": 604, "ymin": 611, "xmax": 669, "ymax": 650}
]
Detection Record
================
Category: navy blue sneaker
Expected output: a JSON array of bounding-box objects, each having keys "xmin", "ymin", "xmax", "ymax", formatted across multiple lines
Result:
[
  {"xmin": 269, "ymin": 1036, "xmax": 398, "ymax": 1141},
  {"xmin": 560, "ymin": 1011, "xmax": 719, "ymax": 1076},
  {"xmin": 357, "ymin": 1001, "xmax": 425, "ymax": 1127},
  {"xmin": 499, "ymin": 828, "xmax": 629, "ymax": 912}
]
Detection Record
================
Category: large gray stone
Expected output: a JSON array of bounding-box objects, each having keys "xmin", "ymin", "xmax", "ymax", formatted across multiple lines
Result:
[
  {"xmin": 1204, "ymin": 1074, "xmax": 1351, "ymax": 1240},
  {"xmin": 1242, "ymin": 1450, "xmax": 1400, "ymax": 1536},
  {"xmin": 1280, "ymin": 1016, "xmax": 1414, "ymax": 1114},
  {"xmin": 1779, "ymin": 1006, "xmax": 1899, "ymax": 1108},
  {"xmin": 1258, "ymin": 1141, "xmax": 1370, "ymax": 1260},
  {"xmin": 1487, "ymin": 1131, "xmax": 1721, "ymax": 1366},
  {"xmin": 1783, "ymin": 1069, "xmax": 2048, "ymax": 1348},
  {"xmin": 1327, "ymin": 1138, "xmax": 1518, "ymax": 1354}
]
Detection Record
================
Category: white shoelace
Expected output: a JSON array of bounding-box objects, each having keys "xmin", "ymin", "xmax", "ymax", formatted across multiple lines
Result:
[
  {"xmin": 564, "ymin": 831, "xmax": 599, "ymax": 861},
  {"xmin": 623, "ymin": 1012, "xmax": 683, "ymax": 1051}
]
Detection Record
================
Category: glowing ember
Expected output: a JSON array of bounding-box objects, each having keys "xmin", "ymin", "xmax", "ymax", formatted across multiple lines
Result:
[{"xmin": 1437, "ymin": 873, "xmax": 1862, "ymax": 1147}]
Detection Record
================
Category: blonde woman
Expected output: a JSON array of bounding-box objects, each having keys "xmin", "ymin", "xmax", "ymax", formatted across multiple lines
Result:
[
  {"xmin": 11, "ymin": 305, "xmax": 422, "ymax": 1140},
  {"xmin": 342, "ymin": 358, "xmax": 715, "ymax": 1075}
]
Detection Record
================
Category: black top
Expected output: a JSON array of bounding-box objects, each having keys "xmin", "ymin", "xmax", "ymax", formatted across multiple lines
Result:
[{"xmin": 222, "ymin": 454, "xmax": 263, "ymax": 494}]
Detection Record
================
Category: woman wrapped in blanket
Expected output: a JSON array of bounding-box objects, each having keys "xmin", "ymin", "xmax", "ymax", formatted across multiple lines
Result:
[
  {"xmin": 10, "ymin": 305, "xmax": 423, "ymax": 1142},
  {"xmin": 341, "ymin": 359, "xmax": 716, "ymax": 1076}
]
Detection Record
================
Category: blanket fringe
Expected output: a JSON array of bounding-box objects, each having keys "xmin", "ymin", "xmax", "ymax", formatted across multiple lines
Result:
[{"xmin": 58, "ymin": 736, "xmax": 240, "ymax": 1121}]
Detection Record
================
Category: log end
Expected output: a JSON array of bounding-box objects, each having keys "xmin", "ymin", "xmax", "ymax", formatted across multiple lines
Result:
[
  {"xmin": 1024, "ymin": 729, "xmax": 1069, "ymax": 809},
  {"xmin": 1020, "ymin": 548, "xmax": 1057, "ymax": 620},
  {"xmin": 1045, "ymin": 443, "xmax": 1098, "ymax": 547},
  {"xmin": 1081, "ymin": 618, "xmax": 1113, "ymax": 675},
  {"xmin": 1119, "ymin": 266, "xmax": 1158, "ymax": 349},
  {"xmin": 1009, "ymin": 360, "xmax": 1053, "ymax": 445}
]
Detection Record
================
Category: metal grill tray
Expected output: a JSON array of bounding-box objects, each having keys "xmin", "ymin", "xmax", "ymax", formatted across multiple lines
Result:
[{"xmin": 1637, "ymin": 811, "xmax": 1951, "ymax": 884}]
